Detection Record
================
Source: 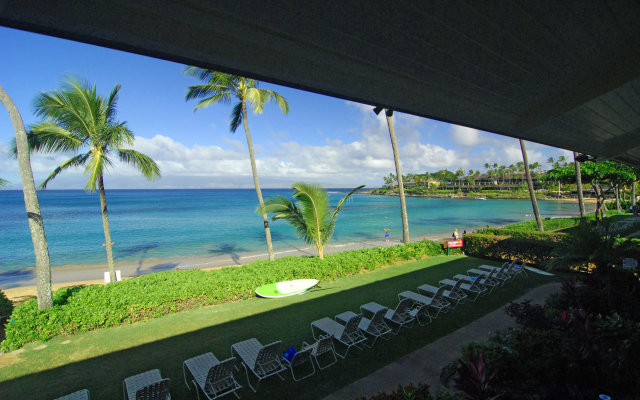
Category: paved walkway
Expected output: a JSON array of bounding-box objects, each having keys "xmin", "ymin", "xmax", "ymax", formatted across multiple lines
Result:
[{"xmin": 323, "ymin": 282, "xmax": 561, "ymax": 400}]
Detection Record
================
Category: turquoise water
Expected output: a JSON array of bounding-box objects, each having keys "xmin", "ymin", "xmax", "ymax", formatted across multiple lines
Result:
[{"xmin": 0, "ymin": 189, "xmax": 582, "ymax": 272}]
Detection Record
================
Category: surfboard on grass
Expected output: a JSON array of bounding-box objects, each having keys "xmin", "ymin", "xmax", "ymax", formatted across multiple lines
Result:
[
  {"xmin": 255, "ymin": 279, "xmax": 319, "ymax": 298},
  {"xmin": 524, "ymin": 266, "xmax": 554, "ymax": 276}
]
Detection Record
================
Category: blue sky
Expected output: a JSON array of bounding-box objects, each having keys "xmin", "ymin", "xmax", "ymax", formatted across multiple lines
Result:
[{"xmin": 0, "ymin": 27, "xmax": 572, "ymax": 189}]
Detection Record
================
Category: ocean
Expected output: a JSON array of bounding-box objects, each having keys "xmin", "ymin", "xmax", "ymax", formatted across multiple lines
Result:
[{"xmin": 0, "ymin": 189, "xmax": 583, "ymax": 273}]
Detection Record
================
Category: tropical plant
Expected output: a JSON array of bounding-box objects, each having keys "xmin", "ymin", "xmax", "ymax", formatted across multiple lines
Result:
[
  {"xmin": 1, "ymin": 84, "xmax": 53, "ymax": 308},
  {"xmin": 185, "ymin": 68, "xmax": 289, "ymax": 261},
  {"xmin": 0, "ymin": 178, "xmax": 8, "ymax": 187},
  {"xmin": 258, "ymin": 182, "xmax": 364, "ymax": 259},
  {"xmin": 377, "ymin": 107, "xmax": 409, "ymax": 243},
  {"xmin": 26, "ymin": 78, "xmax": 160, "ymax": 283}
]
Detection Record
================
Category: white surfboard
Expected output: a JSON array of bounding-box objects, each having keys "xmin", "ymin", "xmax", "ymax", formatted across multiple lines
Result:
[
  {"xmin": 524, "ymin": 266, "xmax": 555, "ymax": 276},
  {"xmin": 255, "ymin": 279, "xmax": 319, "ymax": 298}
]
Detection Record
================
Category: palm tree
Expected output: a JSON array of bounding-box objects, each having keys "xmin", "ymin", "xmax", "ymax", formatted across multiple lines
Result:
[
  {"xmin": 28, "ymin": 78, "xmax": 160, "ymax": 283},
  {"xmin": 520, "ymin": 140, "xmax": 543, "ymax": 231},
  {"xmin": 573, "ymin": 152, "xmax": 586, "ymax": 221},
  {"xmin": 0, "ymin": 178, "xmax": 8, "ymax": 187},
  {"xmin": 1, "ymin": 84, "xmax": 53, "ymax": 308},
  {"xmin": 483, "ymin": 162, "xmax": 490, "ymax": 172},
  {"xmin": 375, "ymin": 108, "xmax": 409, "ymax": 243},
  {"xmin": 258, "ymin": 182, "xmax": 364, "ymax": 259},
  {"xmin": 185, "ymin": 68, "xmax": 289, "ymax": 261}
]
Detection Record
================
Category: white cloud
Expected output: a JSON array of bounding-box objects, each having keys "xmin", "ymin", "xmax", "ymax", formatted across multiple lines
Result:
[{"xmin": 450, "ymin": 125, "xmax": 482, "ymax": 146}]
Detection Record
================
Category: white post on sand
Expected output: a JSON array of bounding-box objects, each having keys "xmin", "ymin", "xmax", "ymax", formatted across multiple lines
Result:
[{"xmin": 103, "ymin": 270, "xmax": 122, "ymax": 283}]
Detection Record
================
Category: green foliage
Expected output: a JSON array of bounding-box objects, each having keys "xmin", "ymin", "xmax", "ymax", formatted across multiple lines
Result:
[
  {"xmin": 1, "ymin": 240, "xmax": 458, "ymax": 351},
  {"xmin": 463, "ymin": 233, "xmax": 565, "ymax": 265},
  {"xmin": 0, "ymin": 290, "xmax": 13, "ymax": 317},
  {"xmin": 449, "ymin": 271, "xmax": 640, "ymax": 399},
  {"xmin": 354, "ymin": 383, "xmax": 433, "ymax": 400},
  {"xmin": 259, "ymin": 183, "xmax": 364, "ymax": 258},
  {"xmin": 28, "ymin": 78, "xmax": 160, "ymax": 192},
  {"xmin": 184, "ymin": 67, "xmax": 289, "ymax": 133}
]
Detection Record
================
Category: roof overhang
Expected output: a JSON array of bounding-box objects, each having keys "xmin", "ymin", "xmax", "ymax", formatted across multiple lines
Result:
[{"xmin": 2, "ymin": 1, "xmax": 639, "ymax": 165}]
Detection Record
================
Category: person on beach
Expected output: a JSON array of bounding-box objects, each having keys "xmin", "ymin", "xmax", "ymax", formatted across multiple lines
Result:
[
  {"xmin": 384, "ymin": 228, "xmax": 390, "ymax": 242},
  {"xmin": 453, "ymin": 229, "xmax": 459, "ymax": 240}
]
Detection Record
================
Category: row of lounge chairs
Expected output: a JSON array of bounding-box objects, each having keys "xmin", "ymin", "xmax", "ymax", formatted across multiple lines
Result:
[{"xmin": 53, "ymin": 260, "xmax": 527, "ymax": 400}]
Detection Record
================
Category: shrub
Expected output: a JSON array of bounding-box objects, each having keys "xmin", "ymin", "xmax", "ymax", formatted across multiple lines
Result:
[
  {"xmin": 0, "ymin": 290, "xmax": 13, "ymax": 318},
  {"xmin": 462, "ymin": 233, "xmax": 563, "ymax": 265},
  {"xmin": 446, "ymin": 271, "xmax": 640, "ymax": 399},
  {"xmin": 353, "ymin": 383, "xmax": 433, "ymax": 400},
  {"xmin": 1, "ymin": 240, "xmax": 459, "ymax": 351}
]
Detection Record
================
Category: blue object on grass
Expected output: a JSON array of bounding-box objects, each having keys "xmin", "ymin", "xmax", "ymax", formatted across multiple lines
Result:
[{"xmin": 283, "ymin": 346, "xmax": 297, "ymax": 362}]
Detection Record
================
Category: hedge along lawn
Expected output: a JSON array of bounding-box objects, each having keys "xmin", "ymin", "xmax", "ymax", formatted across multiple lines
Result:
[{"xmin": 0, "ymin": 256, "xmax": 556, "ymax": 400}]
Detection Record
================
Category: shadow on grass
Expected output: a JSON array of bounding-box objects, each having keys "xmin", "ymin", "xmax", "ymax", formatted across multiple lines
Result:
[{"xmin": 0, "ymin": 258, "xmax": 555, "ymax": 400}]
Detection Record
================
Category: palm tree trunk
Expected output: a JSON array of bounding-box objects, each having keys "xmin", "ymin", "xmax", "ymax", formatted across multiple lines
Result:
[
  {"xmin": 98, "ymin": 176, "xmax": 116, "ymax": 282},
  {"xmin": 0, "ymin": 85, "xmax": 53, "ymax": 308},
  {"xmin": 592, "ymin": 183, "xmax": 601, "ymax": 224},
  {"xmin": 316, "ymin": 242, "xmax": 324, "ymax": 260},
  {"xmin": 385, "ymin": 110, "xmax": 410, "ymax": 244},
  {"xmin": 520, "ymin": 140, "xmax": 544, "ymax": 231},
  {"xmin": 242, "ymin": 100, "xmax": 275, "ymax": 261},
  {"xmin": 615, "ymin": 184, "xmax": 621, "ymax": 213},
  {"xmin": 573, "ymin": 152, "xmax": 586, "ymax": 222}
]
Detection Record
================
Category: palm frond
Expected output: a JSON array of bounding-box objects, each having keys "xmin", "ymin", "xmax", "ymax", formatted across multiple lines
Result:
[
  {"xmin": 0, "ymin": 178, "xmax": 9, "ymax": 188},
  {"xmin": 291, "ymin": 182, "xmax": 331, "ymax": 243},
  {"xmin": 38, "ymin": 152, "xmax": 91, "ymax": 189},
  {"xmin": 101, "ymin": 123, "xmax": 134, "ymax": 149},
  {"xmin": 258, "ymin": 195, "xmax": 312, "ymax": 244},
  {"xmin": 230, "ymin": 102, "xmax": 243, "ymax": 133},
  {"xmin": 185, "ymin": 84, "xmax": 232, "ymax": 104},
  {"xmin": 326, "ymin": 185, "xmax": 365, "ymax": 242},
  {"xmin": 105, "ymin": 84, "xmax": 121, "ymax": 122},
  {"xmin": 117, "ymin": 149, "xmax": 161, "ymax": 180},
  {"xmin": 83, "ymin": 151, "xmax": 112, "ymax": 192},
  {"xmin": 28, "ymin": 122, "xmax": 85, "ymax": 153}
]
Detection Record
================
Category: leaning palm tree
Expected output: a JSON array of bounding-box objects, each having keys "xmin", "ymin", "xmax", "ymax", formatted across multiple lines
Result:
[
  {"xmin": 185, "ymin": 68, "xmax": 289, "ymax": 261},
  {"xmin": 258, "ymin": 183, "xmax": 364, "ymax": 260},
  {"xmin": 1, "ymin": 84, "xmax": 53, "ymax": 308},
  {"xmin": 28, "ymin": 78, "xmax": 160, "ymax": 283},
  {"xmin": 520, "ymin": 140, "xmax": 543, "ymax": 231},
  {"xmin": 573, "ymin": 152, "xmax": 586, "ymax": 221},
  {"xmin": 374, "ymin": 107, "xmax": 409, "ymax": 243}
]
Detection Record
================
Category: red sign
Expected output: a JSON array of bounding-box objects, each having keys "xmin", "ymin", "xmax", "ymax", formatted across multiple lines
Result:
[{"xmin": 446, "ymin": 240, "xmax": 464, "ymax": 248}]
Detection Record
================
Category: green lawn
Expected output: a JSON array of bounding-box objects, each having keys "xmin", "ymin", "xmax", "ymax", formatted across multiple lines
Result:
[{"xmin": 0, "ymin": 256, "xmax": 555, "ymax": 399}]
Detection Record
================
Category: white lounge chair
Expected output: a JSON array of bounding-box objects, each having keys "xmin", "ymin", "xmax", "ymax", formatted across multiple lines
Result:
[
  {"xmin": 479, "ymin": 260, "xmax": 519, "ymax": 281},
  {"xmin": 54, "ymin": 389, "xmax": 90, "ymax": 400},
  {"xmin": 230, "ymin": 338, "xmax": 286, "ymax": 393},
  {"xmin": 400, "ymin": 286, "xmax": 450, "ymax": 318},
  {"xmin": 509, "ymin": 261, "xmax": 529, "ymax": 278},
  {"xmin": 311, "ymin": 313, "xmax": 367, "ymax": 358},
  {"xmin": 301, "ymin": 335, "xmax": 337, "ymax": 370},
  {"xmin": 447, "ymin": 274, "xmax": 488, "ymax": 300},
  {"xmin": 182, "ymin": 353, "xmax": 241, "ymax": 400},
  {"xmin": 281, "ymin": 346, "xmax": 315, "ymax": 381},
  {"xmin": 465, "ymin": 268, "xmax": 501, "ymax": 291},
  {"xmin": 398, "ymin": 291, "xmax": 441, "ymax": 324},
  {"xmin": 123, "ymin": 369, "xmax": 171, "ymax": 400},
  {"xmin": 418, "ymin": 280, "xmax": 467, "ymax": 309},
  {"xmin": 336, "ymin": 308, "xmax": 392, "ymax": 347},
  {"xmin": 361, "ymin": 299, "xmax": 416, "ymax": 334}
]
